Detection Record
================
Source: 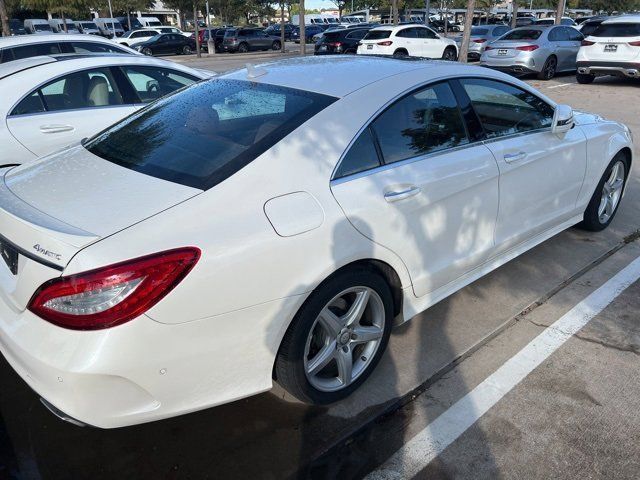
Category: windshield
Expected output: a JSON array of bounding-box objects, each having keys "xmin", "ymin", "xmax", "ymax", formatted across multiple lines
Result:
[
  {"xmin": 86, "ymin": 79, "xmax": 337, "ymax": 190},
  {"xmin": 149, "ymin": 21, "xmax": 162, "ymax": 26},
  {"xmin": 364, "ymin": 30, "xmax": 391, "ymax": 40},
  {"xmin": 82, "ymin": 22, "xmax": 98, "ymax": 29},
  {"xmin": 502, "ymin": 29, "xmax": 542, "ymax": 40},
  {"xmin": 593, "ymin": 22, "xmax": 640, "ymax": 37},
  {"xmin": 34, "ymin": 24, "xmax": 52, "ymax": 31}
]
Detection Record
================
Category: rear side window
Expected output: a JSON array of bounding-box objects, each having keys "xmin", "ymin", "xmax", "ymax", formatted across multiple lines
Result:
[
  {"xmin": 120, "ymin": 66, "xmax": 197, "ymax": 103},
  {"xmin": 493, "ymin": 26, "xmax": 509, "ymax": 36},
  {"xmin": 593, "ymin": 22, "xmax": 640, "ymax": 37},
  {"xmin": 335, "ymin": 127, "xmax": 381, "ymax": 179},
  {"xmin": 548, "ymin": 27, "xmax": 569, "ymax": 41},
  {"xmin": 3, "ymin": 42, "xmax": 62, "ymax": 63},
  {"xmin": 502, "ymin": 29, "xmax": 542, "ymax": 40},
  {"xmin": 364, "ymin": 30, "xmax": 391, "ymax": 40},
  {"xmin": 85, "ymin": 79, "xmax": 337, "ymax": 190},
  {"xmin": 371, "ymin": 82, "xmax": 469, "ymax": 164},
  {"xmin": 70, "ymin": 41, "xmax": 128, "ymax": 53}
]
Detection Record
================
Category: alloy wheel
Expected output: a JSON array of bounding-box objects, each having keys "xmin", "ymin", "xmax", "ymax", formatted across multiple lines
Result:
[
  {"xmin": 544, "ymin": 57, "xmax": 557, "ymax": 79},
  {"xmin": 304, "ymin": 287, "xmax": 385, "ymax": 392},
  {"xmin": 598, "ymin": 160, "xmax": 625, "ymax": 224}
]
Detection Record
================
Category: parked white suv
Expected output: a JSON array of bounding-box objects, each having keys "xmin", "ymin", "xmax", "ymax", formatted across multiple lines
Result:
[
  {"xmin": 114, "ymin": 29, "xmax": 161, "ymax": 47},
  {"xmin": 576, "ymin": 15, "xmax": 640, "ymax": 83},
  {"xmin": 357, "ymin": 24, "xmax": 458, "ymax": 60}
]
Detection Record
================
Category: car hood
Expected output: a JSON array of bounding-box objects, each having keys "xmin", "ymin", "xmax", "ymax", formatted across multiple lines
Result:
[{"xmin": 573, "ymin": 110, "xmax": 604, "ymax": 126}]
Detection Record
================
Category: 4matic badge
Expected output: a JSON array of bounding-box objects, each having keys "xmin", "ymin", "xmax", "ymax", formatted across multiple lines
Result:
[{"xmin": 33, "ymin": 244, "xmax": 62, "ymax": 261}]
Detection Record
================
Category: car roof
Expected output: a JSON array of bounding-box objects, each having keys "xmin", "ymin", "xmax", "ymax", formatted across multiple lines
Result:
[
  {"xmin": 0, "ymin": 33, "xmax": 116, "ymax": 48},
  {"xmin": 370, "ymin": 24, "xmax": 427, "ymax": 32},
  {"xmin": 222, "ymin": 56, "xmax": 500, "ymax": 98},
  {"xmin": 602, "ymin": 15, "xmax": 640, "ymax": 24}
]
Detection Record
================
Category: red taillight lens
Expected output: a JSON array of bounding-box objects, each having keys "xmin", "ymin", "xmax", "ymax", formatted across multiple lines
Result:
[
  {"xmin": 516, "ymin": 45, "xmax": 539, "ymax": 51},
  {"xmin": 327, "ymin": 41, "xmax": 342, "ymax": 47},
  {"xmin": 484, "ymin": 46, "xmax": 493, "ymax": 50},
  {"xmin": 28, "ymin": 247, "xmax": 201, "ymax": 330},
  {"xmin": 629, "ymin": 41, "xmax": 640, "ymax": 46},
  {"xmin": 581, "ymin": 40, "xmax": 595, "ymax": 46},
  {"xmin": 473, "ymin": 38, "xmax": 487, "ymax": 43},
  {"xmin": 377, "ymin": 40, "xmax": 393, "ymax": 46}
]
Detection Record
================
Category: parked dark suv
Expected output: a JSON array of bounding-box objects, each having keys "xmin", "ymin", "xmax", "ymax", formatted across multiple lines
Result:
[
  {"xmin": 200, "ymin": 28, "xmax": 230, "ymax": 52},
  {"xmin": 264, "ymin": 23, "xmax": 296, "ymax": 41},
  {"xmin": 314, "ymin": 27, "xmax": 370, "ymax": 54},
  {"xmin": 222, "ymin": 28, "xmax": 282, "ymax": 53}
]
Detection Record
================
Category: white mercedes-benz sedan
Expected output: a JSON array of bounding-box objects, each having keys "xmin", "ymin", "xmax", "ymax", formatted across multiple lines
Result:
[
  {"xmin": 0, "ymin": 54, "xmax": 214, "ymax": 163},
  {"xmin": 0, "ymin": 56, "xmax": 632, "ymax": 428}
]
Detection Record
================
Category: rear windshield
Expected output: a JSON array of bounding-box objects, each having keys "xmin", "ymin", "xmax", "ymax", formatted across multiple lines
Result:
[
  {"xmin": 593, "ymin": 22, "xmax": 640, "ymax": 37},
  {"xmin": 580, "ymin": 22, "xmax": 602, "ymax": 36},
  {"xmin": 471, "ymin": 27, "xmax": 489, "ymax": 35},
  {"xmin": 502, "ymin": 29, "xmax": 542, "ymax": 40},
  {"xmin": 86, "ymin": 79, "xmax": 336, "ymax": 190},
  {"xmin": 364, "ymin": 30, "xmax": 391, "ymax": 40}
]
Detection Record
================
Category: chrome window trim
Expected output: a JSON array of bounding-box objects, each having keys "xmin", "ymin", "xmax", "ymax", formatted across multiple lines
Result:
[{"xmin": 8, "ymin": 103, "xmax": 138, "ymax": 119}]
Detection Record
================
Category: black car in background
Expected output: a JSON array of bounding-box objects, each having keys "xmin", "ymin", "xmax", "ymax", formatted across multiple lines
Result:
[
  {"xmin": 264, "ymin": 23, "xmax": 297, "ymax": 40},
  {"xmin": 135, "ymin": 33, "xmax": 196, "ymax": 56},
  {"xmin": 314, "ymin": 27, "xmax": 370, "ymax": 55},
  {"xmin": 292, "ymin": 24, "xmax": 326, "ymax": 43},
  {"xmin": 201, "ymin": 27, "xmax": 229, "ymax": 52}
]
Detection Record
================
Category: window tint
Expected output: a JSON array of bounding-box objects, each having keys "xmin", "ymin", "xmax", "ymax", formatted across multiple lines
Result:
[
  {"xmin": 346, "ymin": 29, "xmax": 368, "ymax": 40},
  {"xmin": 580, "ymin": 22, "xmax": 602, "ymax": 36},
  {"xmin": 121, "ymin": 66, "xmax": 197, "ymax": 103},
  {"xmin": 364, "ymin": 30, "xmax": 391, "ymax": 40},
  {"xmin": 461, "ymin": 78, "xmax": 554, "ymax": 138},
  {"xmin": 85, "ymin": 80, "xmax": 337, "ymax": 190},
  {"xmin": 335, "ymin": 127, "xmax": 381, "ymax": 179},
  {"xmin": 371, "ymin": 82, "xmax": 468, "ymax": 164},
  {"xmin": 593, "ymin": 22, "xmax": 640, "ymax": 37},
  {"xmin": 71, "ymin": 41, "xmax": 127, "ymax": 53},
  {"xmin": 502, "ymin": 29, "xmax": 542, "ymax": 40},
  {"xmin": 548, "ymin": 27, "xmax": 569, "ymax": 41},
  {"xmin": 566, "ymin": 27, "xmax": 583, "ymax": 41},
  {"xmin": 417, "ymin": 27, "xmax": 438, "ymax": 39},
  {"xmin": 7, "ymin": 42, "xmax": 61, "ymax": 62},
  {"xmin": 493, "ymin": 26, "xmax": 509, "ymax": 36},
  {"xmin": 11, "ymin": 91, "xmax": 45, "ymax": 115},
  {"xmin": 396, "ymin": 27, "xmax": 416, "ymax": 38},
  {"xmin": 471, "ymin": 27, "xmax": 489, "ymax": 35},
  {"xmin": 39, "ymin": 69, "xmax": 123, "ymax": 112}
]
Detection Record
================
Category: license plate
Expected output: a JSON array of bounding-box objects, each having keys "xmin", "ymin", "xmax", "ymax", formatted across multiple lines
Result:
[
  {"xmin": 367, "ymin": 44, "xmax": 373, "ymax": 50},
  {"xmin": 604, "ymin": 44, "xmax": 617, "ymax": 52},
  {"xmin": 498, "ymin": 49, "xmax": 508, "ymax": 56},
  {"xmin": 0, "ymin": 238, "xmax": 18, "ymax": 275}
]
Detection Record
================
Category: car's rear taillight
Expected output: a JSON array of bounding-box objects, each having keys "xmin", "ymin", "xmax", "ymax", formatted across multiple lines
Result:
[
  {"xmin": 629, "ymin": 41, "xmax": 640, "ymax": 46},
  {"xmin": 516, "ymin": 45, "xmax": 539, "ymax": 51},
  {"xmin": 377, "ymin": 41, "xmax": 393, "ymax": 46},
  {"xmin": 581, "ymin": 40, "xmax": 595, "ymax": 46},
  {"xmin": 327, "ymin": 41, "xmax": 342, "ymax": 47},
  {"xmin": 484, "ymin": 46, "xmax": 493, "ymax": 50},
  {"xmin": 473, "ymin": 38, "xmax": 487, "ymax": 43},
  {"xmin": 28, "ymin": 248, "xmax": 201, "ymax": 330}
]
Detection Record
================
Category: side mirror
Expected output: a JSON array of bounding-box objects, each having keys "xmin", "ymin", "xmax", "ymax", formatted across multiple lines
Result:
[{"xmin": 552, "ymin": 104, "xmax": 574, "ymax": 135}]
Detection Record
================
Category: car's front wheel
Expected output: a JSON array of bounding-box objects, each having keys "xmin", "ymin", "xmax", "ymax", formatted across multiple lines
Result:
[
  {"xmin": 238, "ymin": 42, "xmax": 249, "ymax": 53},
  {"xmin": 141, "ymin": 47, "xmax": 152, "ymax": 56},
  {"xmin": 275, "ymin": 268, "xmax": 394, "ymax": 404},
  {"xmin": 272, "ymin": 40, "xmax": 281, "ymax": 50},
  {"xmin": 442, "ymin": 46, "xmax": 457, "ymax": 61},
  {"xmin": 182, "ymin": 45, "xmax": 192, "ymax": 55},
  {"xmin": 579, "ymin": 152, "xmax": 629, "ymax": 231}
]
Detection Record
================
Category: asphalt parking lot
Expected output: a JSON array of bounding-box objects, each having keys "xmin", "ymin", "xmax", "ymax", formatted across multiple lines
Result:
[{"xmin": 1, "ymin": 60, "xmax": 639, "ymax": 480}]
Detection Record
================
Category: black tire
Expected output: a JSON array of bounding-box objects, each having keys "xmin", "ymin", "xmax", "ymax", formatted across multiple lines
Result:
[
  {"xmin": 393, "ymin": 48, "xmax": 408, "ymax": 58},
  {"xmin": 238, "ymin": 42, "xmax": 249, "ymax": 53},
  {"xmin": 141, "ymin": 47, "xmax": 152, "ymax": 56},
  {"xmin": 537, "ymin": 55, "xmax": 557, "ymax": 80},
  {"xmin": 576, "ymin": 73, "xmax": 596, "ymax": 84},
  {"xmin": 275, "ymin": 267, "xmax": 394, "ymax": 404},
  {"xmin": 578, "ymin": 152, "xmax": 630, "ymax": 231},
  {"xmin": 272, "ymin": 40, "xmax": 281, "ymax": 50},
  {"xmin": 442, "ymin": 46, "xmax": 457, "ymax": 61},
  {"xmin": 182, "ymin": 45, "xmax": 192, "ymax": 55}
]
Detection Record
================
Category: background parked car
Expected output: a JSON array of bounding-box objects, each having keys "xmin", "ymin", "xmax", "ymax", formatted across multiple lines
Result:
[
  {"xmin": 358, "ymin": 25, "xmax": 458, "ymax": 60},
  {"xmin": 9, "ymin": 19, "xmax": 27, "ymax": 35},
  {"xmin": 49, "ymin": 19, "xmax": 79, "ymax": 34},
  {"xmin": 0, "ymin": 53, "xmax": 212, "ymax": 162},
  {"xmin": 94, "ymin": 18, "xmax": 125, "ymax": 38},
  {"xmin": 534, "ymin": 17, "xmax": 577, "ymax": 27},
  {"xmin": 115, "ymin": 29, "xmax": 160, "ymax": 47},
  {"xmin": 74, "ymin": 20, "xmax": 101, "ymax": 35},
  {"xmin": 292, "ymin": 24, "xmax": 326, "ymax": 43},
  {"xmin": 576, "ymin": 15, "xmax": 640, "ymax": 84},
  {"xmin": 115, "ymin": 16, "xmax": 143, "ymax": 32},
  {"xmin": 480, "ymin": 25, "xmax": 584, "ymax": 80},
  {"xmin": 576, "ymin": 16, "xmax": 610, "ymax": 36},
  {"xmin": 200, "ymin": 28, "xmax": 230, "ymax": 52},
  {"xmin": 314, "ymin": 27, "xmax": 370, "ymax": 54},
  {"xmin": 24, "ymin": 19, "xmax": 53, "ymax": 34},
  {"xmin": 430, "ymin": 19, "xmax": 461, "ymax": 33},
  {"xmin": 264, "ymin": 23, "xmax": 296, "ymax": 40},
  {"xmin": 455, "ymin": 24, "xmax": 511, "ymax": 60},
  {"xmin": 135, "ymin": 33, "xmax": 197, "ymax": 56},
  {"xmin": 157, "ymin": 26, "xmax": 190, "ymax": 36},
  {"xmin": 0, "ymin": 34, "xmax": 137, "ymax": 63},
  {"xmin": 223, "ymin": 28, "xmax": 282, "ymax": 52}
]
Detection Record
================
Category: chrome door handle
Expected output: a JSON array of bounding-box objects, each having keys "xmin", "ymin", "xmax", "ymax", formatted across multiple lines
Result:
[
  {"xmin": 384, "ymin": 186, "xmax": 421, "ymax": 202},
  {"xmin": 39, "ymin": 124, "xmax": 75, "ymax": 134},
  {"xmin": 504, "ymin": 151, "xmax": 527, "ymax": 163}
]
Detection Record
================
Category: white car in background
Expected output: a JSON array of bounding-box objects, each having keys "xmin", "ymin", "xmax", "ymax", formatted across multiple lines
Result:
[
  {"xmin": 156, "ymin": 26, "xmax": 191, "ymax": 37},
  {"xmin": 114, "ymin": 28, "xmax": 161, "ymax": 47},
  {"xmin": 0, "ymin": 57, "xmax": 631, "ymax": 428},
  {"xmin": 576, "ymin": 15, "xmax": 640, "ymax": 83},
  {"xmin": 0, "ymin": 54, "xmax": 213, "ymax": 163},
  {"xmin": 357, "ymin": 24, "xmax": 458, "ymax": 60}
]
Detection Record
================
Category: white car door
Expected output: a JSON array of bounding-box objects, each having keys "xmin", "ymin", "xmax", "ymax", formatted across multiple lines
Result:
[
  {"xmin": 331, "ymin": 81, "xmax": 500, "ymax": 298},
  {"xmin": 6, "ymin": 67, "xmax": 137, "ymax": 158},
  {"xmin": 394, "ymin": 27, "xmax": 420, "ymax": 56},
  {"xmin": 418, "ymin": 26, "xmax": 445, "ymax": 58},
  {"xmin": 459, "ymin": 78, "xmax": 587, "ymax": 252}
]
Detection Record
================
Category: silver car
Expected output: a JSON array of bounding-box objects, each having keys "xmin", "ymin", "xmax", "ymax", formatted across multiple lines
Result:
[
  {"xmin": 455, "ymin": 24, "xmax": 511, "ymax": 60},
  {"xmin": 480, "ymin": 25, "xmax": 584, "ymax": 79}
]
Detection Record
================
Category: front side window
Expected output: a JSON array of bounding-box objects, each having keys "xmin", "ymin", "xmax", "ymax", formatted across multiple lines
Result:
[
  {"xmin": 566, "ymin": 27, "xmax": 584, "ymax": 41},
  {"xmin": 548, "ymin": 27, "xmax": 569, "ymax": 41},
  {"xmin": 371, "ymin": 82, "xmax": 468, "ymax": 164},
  {"xmin": 121, "ymin": 66, "xmax": 197, "ymax": 102},
  {"xmin": 85, "ymin": 79, "xmax": 336, "ymax": 190},
  {"xmin": 417, "ymin": 27, "xmax": 438, "ymax": 39},
  {"xmin": 461, "ymin": 78, "xmax": 554, "ymax": 139},
  {"xmin": 335, "ymin": 127, "xmax": 381, "ymax": 179}
]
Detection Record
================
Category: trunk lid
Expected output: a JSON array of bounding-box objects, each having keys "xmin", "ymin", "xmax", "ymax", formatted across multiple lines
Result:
[
  {"xmin": 0, "ymin": 146, "xmax": 201, "ymax": 310},
  {"xmin": 584, "ymin": 36, "xmax": 640, "ymax": 61}
]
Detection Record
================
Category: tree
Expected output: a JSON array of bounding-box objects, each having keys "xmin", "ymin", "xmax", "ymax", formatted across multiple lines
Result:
[
  {"xmin": 328, "ymin": 0, "xmax": 346, "ymax": 17},
  {"xmin": 0, "ymin": 0, "xmax": 9, "ymax": 37},
  {"xmin": 458, "ymin": 0, "xmax": 475, "ymax": 63}
]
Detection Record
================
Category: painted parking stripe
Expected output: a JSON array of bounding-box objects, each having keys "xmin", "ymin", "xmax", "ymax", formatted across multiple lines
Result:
[
  {"xmin": 547, "ymin": 82, "xmax": 574, "ymax": 89},
  {"xmin": 366, "ymin": 255, "xmax": 640, "ymax": 480}
]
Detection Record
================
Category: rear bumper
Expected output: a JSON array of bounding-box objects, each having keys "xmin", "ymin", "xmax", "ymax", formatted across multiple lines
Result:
[
  {"xmin": 576, "ymin": 61, "xmax": 640, "ymax": 78},
  {"xmin": 0, "ymin": 292, "xmax": 304, "ymax": 428},
  {"xmin": 480, "ymin": 63, "xmax": 538, "ymax": 75}
]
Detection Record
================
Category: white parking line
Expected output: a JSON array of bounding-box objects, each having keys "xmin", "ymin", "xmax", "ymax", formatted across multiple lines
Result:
[
  {"xmin": 365, "ymin": 255, "xmax": 640, "ymax": 480},
  {"xmin": 547, "ymin": 82, "xmax": 574, "ymax": 89}
]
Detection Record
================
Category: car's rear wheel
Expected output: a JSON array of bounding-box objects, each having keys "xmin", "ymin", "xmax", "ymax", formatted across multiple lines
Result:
[
  {"xmin": 442, "ymin": 46, "xmax": 457, "ymax": 61},
  {"xmin": 272, "ymin": 40, "xmax": 281, "ymax": 50},
  {"xmin": 537, "ymin": 55, "xmax": 557, "ymax": 80},
  {"xmin": 579, "ymin": 152, "xmax": 629, "ymax": 231},
  {"xmin": 393, "ymin": 48, "xmax": 408, "ymax": 58},
  {"xmin": 275, "ymin": 268, "xmax": 393, "ymax": 404},
  {"xmin": 182, "ymin": 45, "xmax": 192, "ymax": 55},
  {"xmin": 142, "ymin": 47, "xmax": 152, "ymax": 56},
  {"xmin": 238, "ymin": 42, "xmax": 249, "ymax": 53},
  {"xmin": 576, "ymin": 73, "xmax": 596, "ymax": 84}
]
